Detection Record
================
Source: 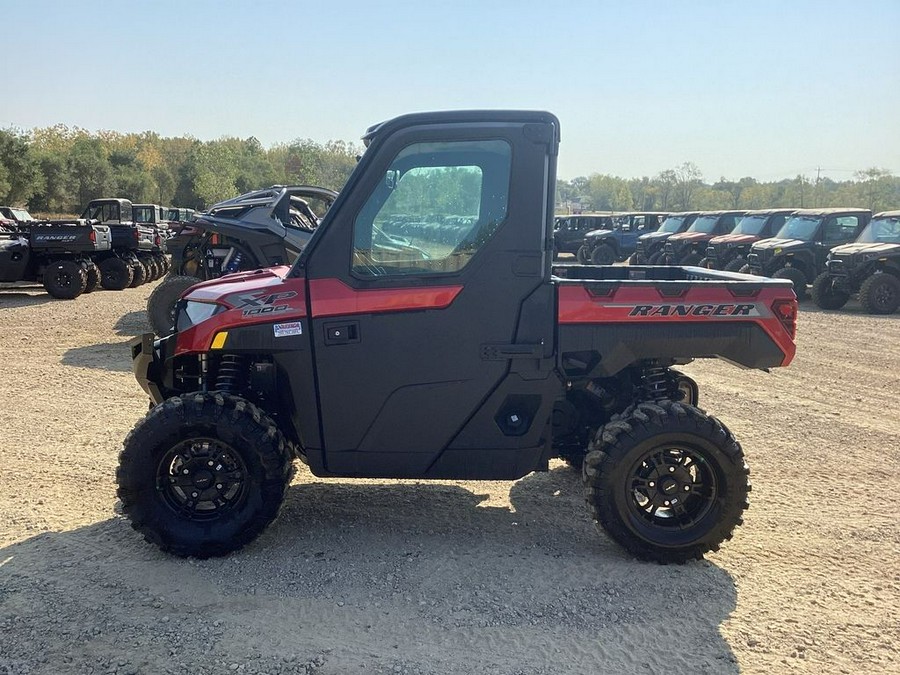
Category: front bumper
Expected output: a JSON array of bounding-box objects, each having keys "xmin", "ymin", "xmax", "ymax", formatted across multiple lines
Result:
[{"xmin": 131, "ymin": 332, "xmax": 167, "ymax": 404}]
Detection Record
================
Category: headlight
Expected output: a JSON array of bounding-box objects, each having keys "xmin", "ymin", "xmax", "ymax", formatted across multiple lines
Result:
[
  {"xmin": 176, "ymin": 301, "xmax": 225, "ymax": 331},
  {"xmin": 774, "ymin": 248, "xmax": 782, "ymax": 255}
]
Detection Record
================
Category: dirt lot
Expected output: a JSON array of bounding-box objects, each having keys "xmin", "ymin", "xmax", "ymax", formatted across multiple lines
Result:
[{"xmin": 0, "ymin": 281, "xmax": 898, "ymax": 675}]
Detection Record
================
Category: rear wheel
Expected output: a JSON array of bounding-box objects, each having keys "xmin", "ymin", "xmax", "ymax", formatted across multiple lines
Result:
[
  {"xmin": 83, "ymin": 262, "xmax": 101, "ymax": 293},
  {"xmin": 811, "ymin": 272, "xmax": 850, "ymax": 310},
  {"xmin": 590, "ymin": 244, "xmax": 616, "ymax": 265},
  {"xmin": 583, "ymin": 400, "xmax": 749, "ymax": 563},
  {"xmin": 773, "ymin": 265, "xmax": 808, "ymax": 300},
  {"xmin": 859, "ymin": 272, "xmax": 900, "ymax": 315},
  {"xmin": 117, "ymin": 393, "xmax": 293, "ymax": 558},
  {"xmin": 724, "ymin": 257, "xmax": 747, "ymax": 273},
  {"xmin": 43, "ymin": 260, "xmax": 87, "ymax": 299},
  {"xmin": 147, "ymin": 274, "xmax": 201, "ymax": 335},
  {"xmin": 130, "ymin": 260, "xmax": 148, "ymax": 287},
  {"xmin": 99, "ymin": 257, "xmax": 134, "ymax": 290}
]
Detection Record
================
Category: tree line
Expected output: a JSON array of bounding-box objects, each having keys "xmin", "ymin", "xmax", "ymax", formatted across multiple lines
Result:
[
  {"xmin": 0, "ymin": 126, "xmax": 361, "ymax": 215},
  {"xmin": 1, "ymin": 126, "xmax": 897, "ymax": 215},
  {"xmin": 557, "ymin": 162, "xmax": 899, "ymax": 215}
]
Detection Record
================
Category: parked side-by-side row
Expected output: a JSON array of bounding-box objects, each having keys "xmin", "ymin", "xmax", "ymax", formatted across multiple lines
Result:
[{"xmin": 554, "ymin": 206, "xmax": 897, "ymax": 314}]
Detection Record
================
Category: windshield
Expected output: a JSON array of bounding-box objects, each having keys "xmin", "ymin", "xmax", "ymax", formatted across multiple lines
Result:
[
  {"xmin": 731, "ymin": 215, "xmax": 768, "ymax": 236},
  {"xmin": 658, "ymin": 216, "xmax": 686, "ymax": 233},
  {"xmin": 687, "ymin": 215, "xmax": 720, "ymax": 234},
  {"xmin": 856, "ymin": 217, "xmax": 900, "ymax": 244},
  {"xmin": 11, "ymin": 208, "xmax": 33, "ymax": 221},
  {"xmin": 776, "ymin": 216, "xmax": 821, "ymax": 241}
]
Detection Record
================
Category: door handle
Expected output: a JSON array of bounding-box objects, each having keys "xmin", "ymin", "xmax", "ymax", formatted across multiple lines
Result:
[{"xmin": 324, "ymin": 321, "xmax": 360, "ymax": 345}]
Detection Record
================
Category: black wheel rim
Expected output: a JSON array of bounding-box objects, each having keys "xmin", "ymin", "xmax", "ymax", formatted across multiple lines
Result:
[
  {"xmin": 627, "ymin": 445, "xmax": 718, "ymax": 530},
  {"xmin": 874, "ymin": 280, "xmax": 895, "ymax": 310},
  {"xmin": 156, "ymin": 438, "xmax": 249, "ymax": 521},
  {"xmin": 54, "ymin": 268, "xmax": 73, "ymax": 289}
]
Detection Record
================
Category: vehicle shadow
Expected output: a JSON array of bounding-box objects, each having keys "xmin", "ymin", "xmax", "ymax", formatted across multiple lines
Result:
[
  {"xmin": 0, "ymin": 285, "xmax": 53, "ymax": 308},
  {"xmin": 60, "ymin": 339, "xmax": 134, "ymax": 372},
  {"xmin": 0, "ymin": 466, "xmax": 739, "ymax": 674},
  {"xmin": 114, "ymin": 309, "xmax": 152, "ymax": 336}
]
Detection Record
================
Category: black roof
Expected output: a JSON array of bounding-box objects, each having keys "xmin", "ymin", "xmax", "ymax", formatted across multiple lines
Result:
[
  {"xmin": 363, "ymin": 110, "xmax": 560, "ymax": 146},
  {"xmin": 790, "ymin": 207, "xmax": 870, "ymax": 216}
]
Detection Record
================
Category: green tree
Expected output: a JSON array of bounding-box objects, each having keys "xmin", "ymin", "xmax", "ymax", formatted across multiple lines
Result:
[{"xmin": 0, "ymin": 128, "xmax": 43, "ymax": 205}]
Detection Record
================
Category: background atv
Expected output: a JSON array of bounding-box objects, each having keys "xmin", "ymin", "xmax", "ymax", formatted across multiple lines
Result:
[
  {"xmin": 577, "ymin": 212, "xmax": 668, "ymax": 264},
  {"xmin": 705, "ymin": 208, "xmax": 795, "ymax": 272},
  {"xmin": 80, "ymin": 198, "xmax": 159, "ymax": 290},
  {"xmin": 0, "ymin": 216, "xmax": 112, "ymax": 299},
  {"xmin": 748, "ymin": 208, "xmax": 871, "ymax": 299},
  {"xmin": 552, "ymin": 213, "xmax": 616, "ymax": 259},
  {"xmin": 631, "ymin": 212, "xmax": 698, "ymax": 264},
  {"xmin": 662, "ymin": 210, "xmax": 745, "ymax": 266},
  {"xmin": 148, "ymin": 185, "xmax": 337, "ymax": 336},
  {"xmin": 812, "ymin": 210, "xmax": 900, "ymax": 314}
]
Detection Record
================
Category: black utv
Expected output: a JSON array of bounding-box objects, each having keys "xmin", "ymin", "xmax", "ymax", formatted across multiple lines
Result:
[
  {"xmin": 147, "ymin": 185, "xmax": 337, "ymax": 336},
  {"xmin": 747, "ymin": 208, "xmax": 871, "ymax": 299},
  {"xmin": 0, "ymin": 216, "xmax": 112, "ymax": 299},
  {"xmin": 705, "ymin": 209, "xmax": 796, "ymax": 271},
  {"xmin": 552, "ymin": 213, "xmax": 616, "ymax": 258},
  {"xmin": 631, "ymin": 212, "xmax": 699, "ymax": 264},
  {"xmin": 81, "ymin": 198, "xmax": 159, "ymax": 290},
  {"xmin": 577, "ymin": 212, "xmax": 667, "ymax": 264},
  {"xmin": 133, "ymin": 203, "xmax": 172, "ymax": 281},
  {"xmin": 811, "ymin": 210, "xmax": 900, "ymax": 314}
]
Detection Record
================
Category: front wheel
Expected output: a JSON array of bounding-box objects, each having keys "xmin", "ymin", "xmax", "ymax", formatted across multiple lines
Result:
[
  {"xmin": 583, "ymin": 400, "xmax": 749, "ymax": 563},
  {"xmin": 576, "ymin": 245, "xmax": 591, "ymax": 264},
  {"xmin": 590, "ymin": 244, "xmax": 616, "ymax": 265},
  {"xmin": 724, "ymin": 257, "xmax": 747, "ymax": 273},
  {"xmin": 648, "ymin": 251, "xmax": 664, "ymax": 265},
  {"xmin": 859, "ymin": 272, "xmax": 900, "ymax": 315},
  {"xmin": 773, "ymin": 265, "xmax": 808, "ymax": 300},
  {"xmin": 147, "ymin": 274, "xmax": 201, "ymax": 335},
  {"xmin": 681, "ymin": 252, "xmax": 702, "ymax": 267},
  {"xmin": 117, "ymin": 393, "xmax": 293, "ymax": 558},
  {"xmin": 811, "ymin": 272, "xmax": 849, "ymax": 310}
]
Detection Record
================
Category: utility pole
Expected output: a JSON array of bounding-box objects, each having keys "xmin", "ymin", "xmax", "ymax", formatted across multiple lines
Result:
[{"xmin": 814, "ymin": 167, "xmax": 821, "ymax": 207}]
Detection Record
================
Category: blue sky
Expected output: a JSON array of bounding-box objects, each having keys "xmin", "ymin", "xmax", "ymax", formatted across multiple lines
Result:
[{"xmin": 2, "ymin": 0, "xmax": 897, "ymax": 182}]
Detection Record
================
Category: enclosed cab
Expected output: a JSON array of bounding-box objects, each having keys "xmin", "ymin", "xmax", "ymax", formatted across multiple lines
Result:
[
  {"xmin": 552, "ymin": 213, "xmax": 617, "ymax": 257},
  {"xmin": 0, "ymin": 206, "xmax": 37, "ymax": 225},
  {"xmin": 812, "ymin": 210, "xmax": 900, "ymax": 314},
  {"xmin": 662, "ymin": 210, "xmax": 745, "ymax": 266},
  {"xmin": 80, "ymin": 198, "xmax": 159, "ymax": 289},
  {"xmin": 577, "ymin": 211, "xmax": 668, "ymax": 264},
  {"xmin": 631, "ymin": 211, "xmax": 699, "ymax": 264},
  {"xmin": 748, "ymin": 207, "xmax": 871, "ymax": 299},
  {"xmin": 705, "ymin": 208, "xmax": 796, "ymax": 272}
]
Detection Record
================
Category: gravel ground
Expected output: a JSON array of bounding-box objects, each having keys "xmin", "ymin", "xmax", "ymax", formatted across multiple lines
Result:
[{"xmin": 0, "ymin": 280, "xmax": 898, "ymax": 675}]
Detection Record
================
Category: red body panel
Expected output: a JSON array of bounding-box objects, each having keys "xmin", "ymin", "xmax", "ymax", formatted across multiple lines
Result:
[
  {"xmin": 175, "ymin": 270, "xmax": 463, "ymax": 354},
  {"xmin": 709, "ymin": 233, "xmax": 760, "ymax": 246},
  {"xmin": 308, "ymin": 278, "xmax": 463, "ymax": 318},
  {"xmin": 667, "ymin": 232, "xmax": 714, "ymax": 243},
  {"xmin": 557, "ymin": 284, "xmax": 797, "ymax": 366}
]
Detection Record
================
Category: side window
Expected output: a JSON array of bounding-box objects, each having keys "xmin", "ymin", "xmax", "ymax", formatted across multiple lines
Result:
[
  {"xmin": 721, "ymin": 215, "xmax": 738, "ymax": 231},
  {"xmin": 824, "ymin": 216, "xmax": 857, "ymax": 242},
  {"xmin": 352, "ymin": 139, "xmax": 511, "ymax": 276}
]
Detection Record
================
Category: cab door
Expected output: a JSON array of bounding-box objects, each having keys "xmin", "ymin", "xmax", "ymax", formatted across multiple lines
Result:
[{"xmin": 301, "ymin": 113, "xmax": 559, "ymax": 477}]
